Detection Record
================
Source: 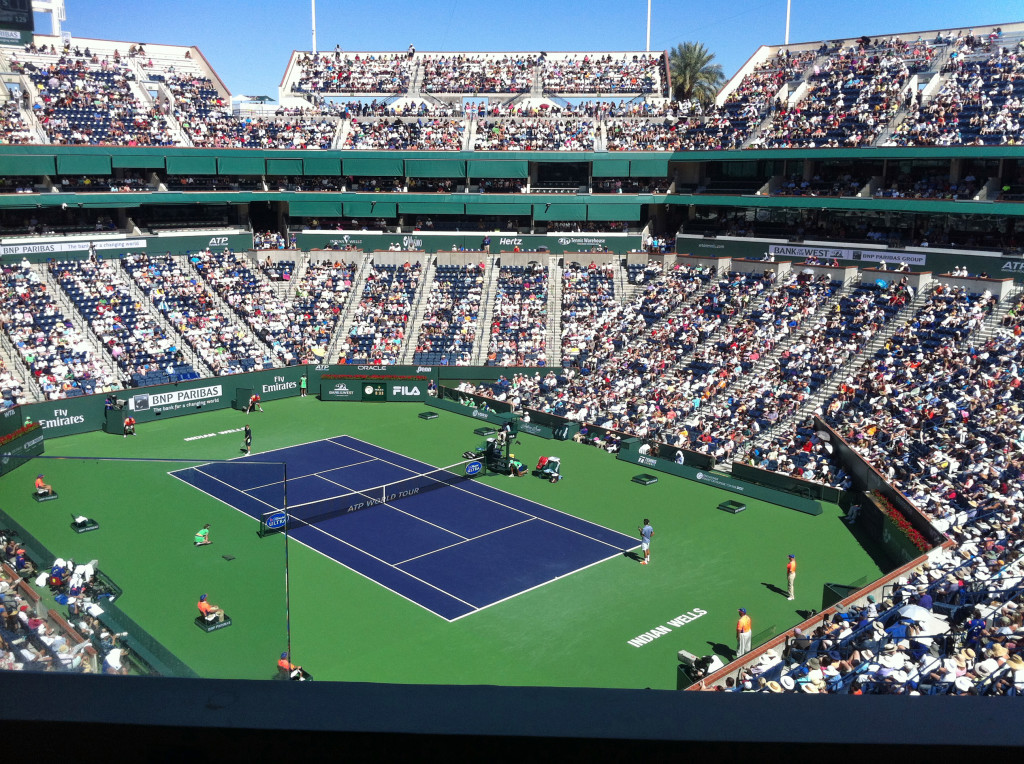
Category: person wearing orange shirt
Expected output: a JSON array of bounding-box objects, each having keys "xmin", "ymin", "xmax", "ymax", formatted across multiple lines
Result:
[
  {"xmin": 278, "ymin": 652, "xmax": 301, "ymax": 677},
  {"xmin": 786, "ymin": 554, "xmax": 797, "ymax": 601},
  {"xmin": 737, "ymin": 608, "xmax": 752, "ymax": 657},
  {"xmin": 34, "ymin": 474, "xmax": 54, "ymax": 496},
  {"xmin": 197, "ymin": 594, "xmax": 225, "ymax": 623}
]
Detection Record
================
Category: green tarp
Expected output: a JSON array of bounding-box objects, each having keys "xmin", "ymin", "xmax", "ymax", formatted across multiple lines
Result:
[
  {"xmin": 534, "ymin": 203, "xmax": 586, "ymax": 221},
  {"xmin": 303, "ymin": 156, "xmax": 342, "ymax": 175},
  {"xmin": 630, "ymin": 158, "xmax": 670, "ymax": 177},
  {"xmin": 591, "ymin": 158, "xmax": 631, "ymax": 177},
  {"xmin": 467, "ymin": 160, "xmax": 529, "ymax": 178},
  {"xmin": 110, "ymin": 154, "xmax": 166, "ymax": 169},
  {"xmin": 342, "ymin": 158, "xmax": 404, "ymax": 176},
  {"xmin": 266, "ymin": 158, "xmax": 304, "ymax": 176},
  {"xmin": 405, "ymin": 159, "xmax": 466, "ymax": 178},
  {"xmin": 289, "ymin": 200, "xmax": 344, "ymax": 217},
  {"xmin": 399, "ymin": 201, "xmax": 465, "ymax": 215},
  {"xmin": 1, "ymin": 155, "xmax": 56, "ymax": 175},
  {"xmin": 587, "ymin": 204, "xmax": 642, "ymax": 221},
  {"xmin": 164, "ymin": 156, "xmax": 218, "ymax": 175},
  {"xmin": 343, "ymin": 200, "xmax": 397, "ymax": 218},
  {"xmin": 218, "ymin": 156, "xmax": 266, "ymax": 175},
  {"xmin": 55, "ymin": 154, "xmax": 112, "ymax": 175},
  {"xmin": 464, "ymin": 202, "xmax": 533, "ymax": 216}
]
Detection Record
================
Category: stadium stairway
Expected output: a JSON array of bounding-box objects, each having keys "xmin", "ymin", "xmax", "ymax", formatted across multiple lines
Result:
[
  {"xmin": 122, "ymin": 255, "xmax": 215, "ymax": 380},
  {"xmin": 975, "ymin": 283, "xmax": 1024, "ymax": 343},
  {"xmin": 471, "ymin": 255, "xmax": 500, "ymax": 366},
  {"xmin": 0, "ymin": 331, "xmax": 38, "ymax": 404},
  {"xmin": 324, "ymin": 252, "xmax": 374, "ymax": 364},
  {"xmin": 614, "ymin": 259, "xmax": 632, "ymax": 303},
  {"xmin": 42, "ymin": 265, "xmax": 125, "ymax": 390},
  {"xmin": 731, "ymin": 282, "xmax": 932, "ymax": 467},
  {"xmin": 184, "ymin": 256, "xmax": 276, "ymax": 363},
  {"xmin": 398, "ymin": 255, "xmax": 436, "ymax": 365},
  {"xmin": 722, "ymin": 277, "xmax": 853, "ymax": 420},
  {"xmin": 545, "ymin": 255, "xmax": 562, "ymax": 366}
]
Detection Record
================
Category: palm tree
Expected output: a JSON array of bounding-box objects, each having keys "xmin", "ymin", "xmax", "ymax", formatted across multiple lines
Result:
[{"xmin": 669, "ymin": 42, "xmax": 725, "ymax": 106}]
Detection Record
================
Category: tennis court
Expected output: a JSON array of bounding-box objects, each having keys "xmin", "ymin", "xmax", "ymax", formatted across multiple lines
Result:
[{"xmin": 171, "ymin": 436, "xmax": 638, "ymax": 620}]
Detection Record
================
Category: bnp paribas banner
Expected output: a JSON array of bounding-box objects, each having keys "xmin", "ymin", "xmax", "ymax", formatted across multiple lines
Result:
[
  {"xmin": 297, "ymin": 232, "xmax": 641, "ymax": 255},
  {"xmin": 6, "ymin": 232, "xmax": 254, "ymax": 263},
  {"xmin": 19, "ymin": 367, "xmax": 305, "ymax": 437}
]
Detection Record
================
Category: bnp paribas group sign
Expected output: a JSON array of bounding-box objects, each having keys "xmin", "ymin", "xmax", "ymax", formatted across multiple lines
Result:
[{"xmin": 4, "ymin": 233, "xmax": 255, "ymax": 263}]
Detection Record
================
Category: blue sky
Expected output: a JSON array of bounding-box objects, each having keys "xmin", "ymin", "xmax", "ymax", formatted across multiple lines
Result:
[{"xmin": 36, "ymin": 0, "xmax": 1017, "ymax": 98}]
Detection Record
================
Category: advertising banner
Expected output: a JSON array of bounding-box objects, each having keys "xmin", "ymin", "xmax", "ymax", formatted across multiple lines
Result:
[
  {"xmin": 0, "ymin": 405, "xmax": 23, "ymax": 439},
  {"xmin": 4, "ymin": 232, "xmax": 255, "ymax": 263},
  {"xmin": 0, "ymin": 426, "xmax": 45, "ymax": 477},
  {"xmin": 298, "ymin": 232, "xmax": 641, "ymax": 255},
  {"xmin": 320, "ymin": 378, "xmax": 363, "ymax": 401},
  {"xmin": 767, "ymin": 244, "xmax": 928, "ymax": 266},
  {"xmin": 19, "ymin": 367, "xmax": 306, "ymax": 437}
]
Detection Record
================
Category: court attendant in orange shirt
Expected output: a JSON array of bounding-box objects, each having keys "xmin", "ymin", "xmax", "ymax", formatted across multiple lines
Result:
[
  {"xmin": 34, "ymin": 474, "xmax": 54, "ymax": 496},
  {"xmin": 278, "ymin": 652, "xmax": 301, "ymax": 677},
  {"xmin": 787, "ymin": 554, "xmax": 797, "ymax": 601},
  {"xmin": 197, "ymin": 594, "xmax": 225, "ymax": 622},
  {"xmin": 736, "ymin": 608, "xmax": 752, "ymax": 657}
]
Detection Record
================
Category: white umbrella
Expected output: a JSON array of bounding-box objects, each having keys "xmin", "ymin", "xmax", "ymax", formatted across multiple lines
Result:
[{"xmin": 897, "ymin": 604, "xmax": 948, "ymax": 636}]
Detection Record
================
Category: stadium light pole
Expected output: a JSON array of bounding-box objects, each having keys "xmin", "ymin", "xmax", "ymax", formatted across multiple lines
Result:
[
  {"xmin": 785, "ymin": 0, "xmax": 791, "ymax": 45},
  {"xmin": 646, "ymin": 0, "xmax": 651, "ymax": 52},
  {"xmin": 311, "ymin": 0, "xmax": 317, "ymax": 55}
]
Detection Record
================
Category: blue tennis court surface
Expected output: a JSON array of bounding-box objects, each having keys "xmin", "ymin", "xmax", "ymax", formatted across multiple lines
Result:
[{"xmin": 171, "ymin": 435, "xmax": 637, "ymax": 620}]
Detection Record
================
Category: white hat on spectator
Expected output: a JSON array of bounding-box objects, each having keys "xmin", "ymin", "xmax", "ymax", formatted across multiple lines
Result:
[
  {"xmin": 780, "ymin": 675, "xmax": 796, "ymax": 691},
  {"xmin": 974, "ymin": 658, "xmax": 998, "ymax": 678},
  {"xmin": 954, "ymin": 676, "xmax": 974, "ymax": 692}
]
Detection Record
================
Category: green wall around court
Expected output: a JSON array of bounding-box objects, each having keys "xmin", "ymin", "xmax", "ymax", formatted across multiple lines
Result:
[
  {"xmin": 616, "ymin": 449, "xmax": 823, "ymax": 515},
  {"xmin": 0, "ymin": 426, "xmax": 45, "ymax": 477},
  {"xmin": 17, "ymin": 364, "xmax": 547, "ymax": 439},
  {"xmin": 0, "ymin": 406, "xmax": 24, "ymax": 439},
  {"xmin": 21, "ymin": 367, "xmax": 306, "ymax": 438}
]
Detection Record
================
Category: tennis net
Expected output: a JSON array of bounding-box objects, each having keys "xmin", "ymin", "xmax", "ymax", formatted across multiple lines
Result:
[{"xmin": 287, "ymin": 458, "xmax": 484, "ymax": 531}]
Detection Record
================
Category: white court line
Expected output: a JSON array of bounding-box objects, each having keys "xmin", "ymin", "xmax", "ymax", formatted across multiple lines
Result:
[
  {"xmin": 176, "ymin": 434, "xmax": 638, "ymax": 621},
  {"xmin": 170, "ymin": 465, "xmax": 474, "ymax": 621},
  {"xmin": 292, "ymin": 475, "xmax": 471, "ymax": 541},
  {"xmin": 245, "ymin": 458, "xmax": 376, "ymax": 492},
  {"xmin": 338, "ymin": 436, "xmax": 632, "ymax": 552},
  {"xmin": 298, "ymin": 520, "xmax": 477, "ymax": 610},
  {"xmin": 446, "ymin": 548, "xmax": 633, "ymax": 623},
  {"xmin": 183, "ymin": 468, "xmax": 281, "ymax": 511},
  {"xmin": 395, "ymin": 518, "xmax": 534, "ymax": 565}
]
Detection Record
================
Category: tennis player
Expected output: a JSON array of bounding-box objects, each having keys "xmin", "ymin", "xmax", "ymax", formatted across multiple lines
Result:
[
  {"xmin": 243, "ymin": 424, "xmax": 252, "ymax": 454},
  {"xmin": 638, "ymin": 519, "xmax": 653, "ymax": 565}
]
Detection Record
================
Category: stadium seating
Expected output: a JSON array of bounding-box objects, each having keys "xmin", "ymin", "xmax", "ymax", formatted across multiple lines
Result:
[{"xmin": 412, "ymin": 262, "xmax": 484, "ymax": 366}]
